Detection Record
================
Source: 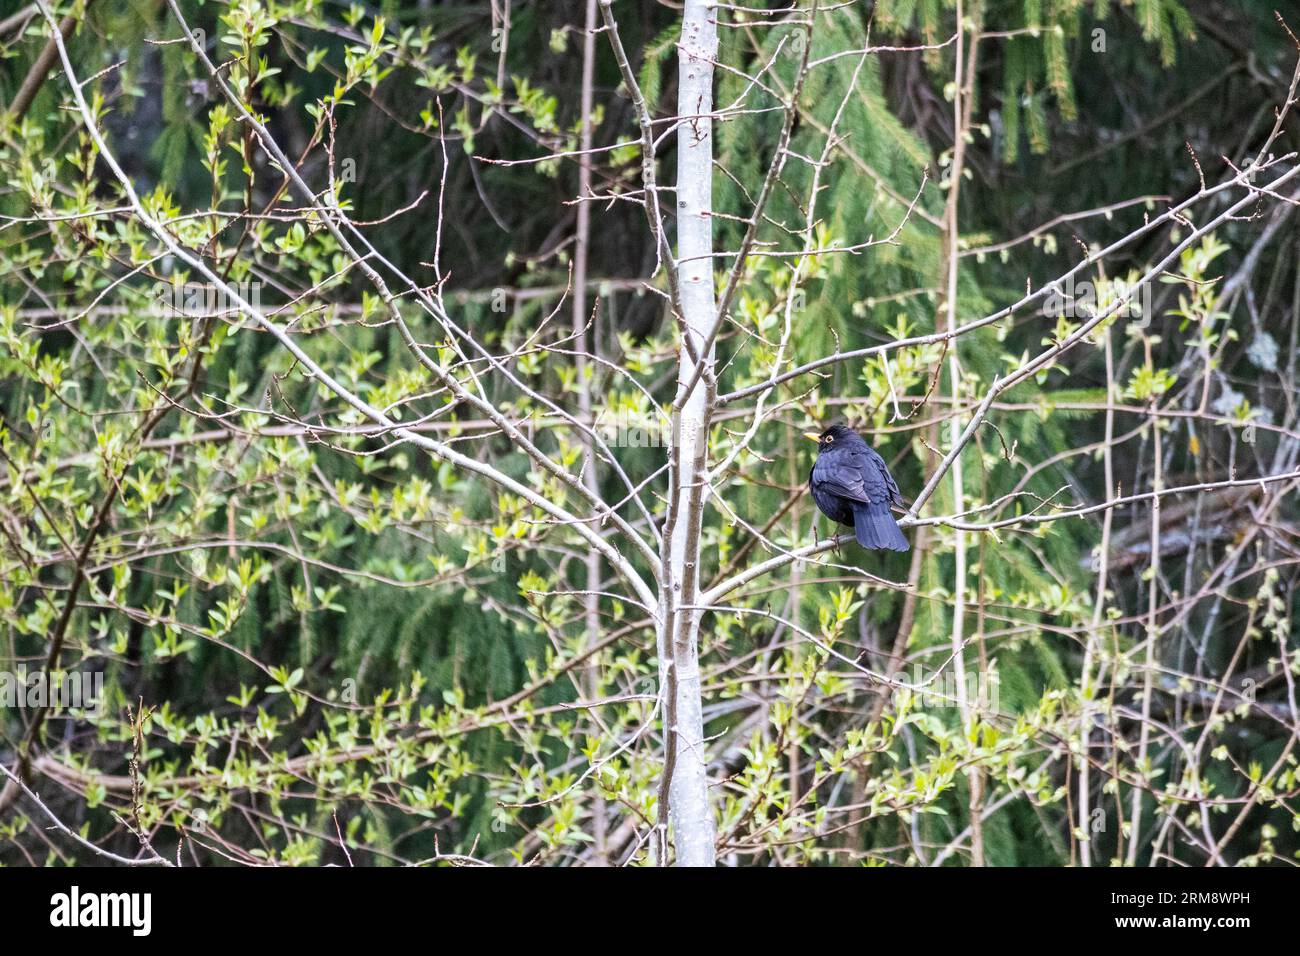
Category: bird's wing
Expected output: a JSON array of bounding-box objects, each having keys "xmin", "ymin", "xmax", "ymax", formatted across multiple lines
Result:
[
  {"xmin": 821, "ymin": 447, "xmax": 894, "ymax": 509},
  {"xmin": 811, "ymin": 449, "xmax": 873, "ymax": 504},
  {"xmin": 856, "ymin": 447, "xmax": 895, "ymax": 506},
  {"xmin": 866, "ymin": 447, "xmax": 903, "ymax": 505}
]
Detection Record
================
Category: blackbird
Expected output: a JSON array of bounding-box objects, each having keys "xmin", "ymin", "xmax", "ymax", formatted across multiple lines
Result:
[{"xmin": 805, "ymin": 423, "xmax": 909, "ymax": 551}]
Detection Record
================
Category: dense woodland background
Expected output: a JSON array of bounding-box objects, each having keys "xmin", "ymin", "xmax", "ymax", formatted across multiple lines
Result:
[{"xmin": 2, "ymin": 0, "xmax": 1299, "ymax": 866}]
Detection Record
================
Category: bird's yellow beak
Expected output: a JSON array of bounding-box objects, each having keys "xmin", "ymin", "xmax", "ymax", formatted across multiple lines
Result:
[{"xmin": 802, "ymin": 431, "xmax": 821, "ymax": 443}]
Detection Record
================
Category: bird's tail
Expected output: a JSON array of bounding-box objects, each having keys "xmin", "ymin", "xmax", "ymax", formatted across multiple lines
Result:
[{"xmin": 852, "ymin": 504, "xmax": 909, "ymax": 551}]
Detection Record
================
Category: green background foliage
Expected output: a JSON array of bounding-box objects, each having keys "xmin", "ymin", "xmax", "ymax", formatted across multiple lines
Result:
[{"xmin": 1, "ymin": 0, "xmax": 1297, "ymax": 865}]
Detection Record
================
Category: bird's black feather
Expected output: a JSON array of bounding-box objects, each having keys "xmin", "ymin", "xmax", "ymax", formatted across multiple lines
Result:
[{"xmin": 807, "ymin": 424, "xmax": 908, "ymax": 552}]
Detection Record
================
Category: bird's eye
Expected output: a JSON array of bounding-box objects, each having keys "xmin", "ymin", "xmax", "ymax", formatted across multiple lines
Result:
[{"xmin": 825, "ymin": 435, "xmax": 834, "ymax": 443}]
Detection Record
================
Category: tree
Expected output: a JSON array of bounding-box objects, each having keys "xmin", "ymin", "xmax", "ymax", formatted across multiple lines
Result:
[{"xmin": 2, "ymin": 0, "xmax": 1299, "ymax": 867}]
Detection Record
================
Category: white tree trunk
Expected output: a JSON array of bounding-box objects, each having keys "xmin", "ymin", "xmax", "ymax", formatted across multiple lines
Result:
[{"xmin": 661, "ymin": 0, "xmax": 718, "ymax": 867}]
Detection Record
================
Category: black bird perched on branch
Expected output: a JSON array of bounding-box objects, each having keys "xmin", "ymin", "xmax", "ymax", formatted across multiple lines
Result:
[{"xmin": 805, "ymin": 423, "xmax": 909, "ymax": 551}]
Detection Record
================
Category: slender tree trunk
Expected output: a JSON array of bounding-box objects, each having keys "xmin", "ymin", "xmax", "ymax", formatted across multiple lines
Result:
[
  {"xmin": 573, "ymin": 0, "xmax": 608, "ymax": 865},
  {"xmin": 1128, "ymin": 339, "xmax": 1162, "ymax": 866},
  {"xmin": 940, "ymin": 1, "xmax": 984, "ymax": 867},
  {"xmin": 659, "ymin": 0, "xmax": 719, "ymax": 867},
  {"xmin": 1079, "ymin": 325, "xmax": 1116, "ymax": 866}
]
